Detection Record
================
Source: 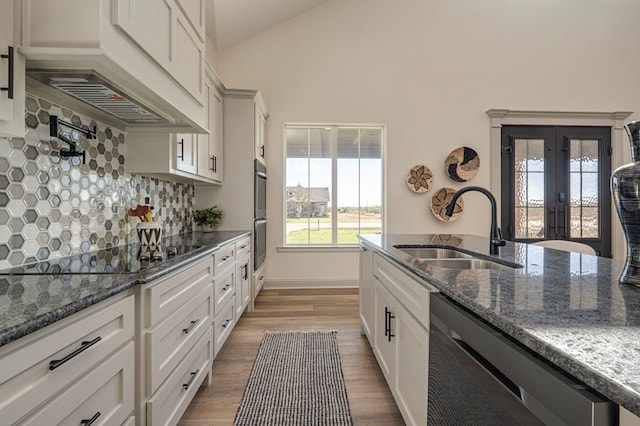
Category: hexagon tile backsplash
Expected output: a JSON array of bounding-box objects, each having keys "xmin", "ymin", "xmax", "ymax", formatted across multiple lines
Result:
[{"xmin": 0, "ymin": 93, "xmax": 195, "ymax": 269}]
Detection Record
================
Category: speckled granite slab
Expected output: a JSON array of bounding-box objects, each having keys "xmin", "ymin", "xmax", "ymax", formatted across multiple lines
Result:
[
  {"xmin": 0, "ymin": 230, "xmax": 249, "ymax": 347},
  {"xmin": 359, "ymin": 234, "xmax": 640, "ymax": 417}
]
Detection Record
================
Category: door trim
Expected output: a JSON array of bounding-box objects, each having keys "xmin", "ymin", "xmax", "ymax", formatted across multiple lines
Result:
[{"xmin": 486, "ymin": 109, "xmax": 632, "ymax": 260}]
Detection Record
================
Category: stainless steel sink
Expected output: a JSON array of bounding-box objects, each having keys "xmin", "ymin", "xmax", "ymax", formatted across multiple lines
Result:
[
  {"xmin": 415, "ymin": 258, "xmax": 514, "ymax": 270},
  {"xmin": 393, "ymin": 244, "xmax": 522, "ymax": 270},
  {"xmin": 395, "ymin": 247, "xmax": 472, "ymax": 259}
]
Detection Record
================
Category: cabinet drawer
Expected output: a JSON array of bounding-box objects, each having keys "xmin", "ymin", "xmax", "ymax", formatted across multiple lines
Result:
[
  {"xmin": 147, "ymin": 284, "xmax": 213, "ymax": 394},
  {"xmin": 214, "ymin": 266, "xmax": 235, "ymax": 315},
  {"xmin": 20, "ymin": 341, "xmax": 134, "ymax": 426},
  {"xmin": 214, "ymin": 300, "xmax": 236, "ymax": 357},
  {"xmin": 147, "ymin": 329, "xmax": 212, "ymax": 426},
  {"xmin": 214, "ymin": 243, "xmax": 235, "ymax": 273},
  {"xmin": 145, "ymin": 256, "xmax": 213, "ymax": 327},
  {"xmin": 235, "ymin": 237, "xmax": 251, "ymax": 259},
  {"xmin": 0, "ymin": 295, "xmax": 134, "ymax": 425},
  {"xmin": 373, "ymin": 254, "xmax": 432, "ymax": 329}
]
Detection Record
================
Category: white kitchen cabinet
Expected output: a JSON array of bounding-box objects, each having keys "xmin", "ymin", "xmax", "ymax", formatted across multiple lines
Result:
[
  {"xmin": 255, "ymin": 100, "xmax": 267, "ymax": 166},
  {"xmin": 0, "ymin": 292, "xmax": 135, "ymax": 425},
  {"xmin": 212, "ymin": 240, "xmax": 237, "ymax": 357},
  {"xmin": 20, "ymin": 0, "xmax": 206, "ymax": 131},
  {"xmin": 235, "ymin": 237, "xmax": 252, "ymax": 317},
  {"xmin": 0, "ymin": 1, "xmax": 25, "ymax": 138},
  {"xmin": 196, "ymin": 90, "xmax": 269, "ymax": 309},
  {"xmin": 196, "ymin": 65, "xmax": 224, "ymax": 184},
  {"xmin": 136, "ymin": 256, "xmax": 214, "ymax": 425},
  {"xmin": 361, "ymin": 249, "xmax": 435, "ymax": 426},
  {"xmin": 359, "ymin": 244, "xmax": 375, "ymax": 339},
  {"xmin": 126, "ymin": 132, "xmax": 203, "ymax": 183},
  {"xmin": 113, "ymin": 0, "xmax": 204, "ymax": 103},
  {"xmin": 175, "ymin": 133, "xmax": 198, "ymax": 174}
]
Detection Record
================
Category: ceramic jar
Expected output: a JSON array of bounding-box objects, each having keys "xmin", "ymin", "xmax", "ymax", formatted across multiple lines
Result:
[{"xmin": 611, "ymin": 121, "xmax": 640, "ymax": 286}]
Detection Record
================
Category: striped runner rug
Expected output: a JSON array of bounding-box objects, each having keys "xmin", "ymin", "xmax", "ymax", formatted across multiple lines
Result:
[{"xmin": 234, "ymin": 330, "xmax": 353, "ymax": 426}]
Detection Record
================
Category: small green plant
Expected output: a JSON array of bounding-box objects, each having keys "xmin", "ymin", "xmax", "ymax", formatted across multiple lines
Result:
[{"xmin": 194, "ymin": 205, "xmax": 223, "ymax": 230}]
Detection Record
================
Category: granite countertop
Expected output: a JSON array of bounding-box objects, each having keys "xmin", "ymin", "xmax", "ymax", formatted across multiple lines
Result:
[
  {"xmin": 359, "ymin": 233, "xmax": 640, "ymax": 417},
  {"xmin": 0, "ymin": 230, "xmax": 250, "ymax": 348}
]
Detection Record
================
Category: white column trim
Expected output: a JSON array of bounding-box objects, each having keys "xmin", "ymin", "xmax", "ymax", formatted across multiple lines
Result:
[{"xmin": 486, "ymin": 109, "xmax": 633, "ymax": 260}]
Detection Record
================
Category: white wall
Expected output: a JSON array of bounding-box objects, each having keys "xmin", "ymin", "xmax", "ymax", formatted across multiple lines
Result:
[{"xmin": 214, "ymin": 0, "xmax": 640, "ymax": 285}]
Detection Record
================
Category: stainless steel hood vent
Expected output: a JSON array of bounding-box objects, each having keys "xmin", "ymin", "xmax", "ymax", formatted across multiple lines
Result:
[{"xmin": 26, "ymin": 70, "xmax": 175, "ymax": 125}]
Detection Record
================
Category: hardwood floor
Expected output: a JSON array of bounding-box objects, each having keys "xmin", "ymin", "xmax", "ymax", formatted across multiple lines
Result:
[{"xmin": 179, "ymin": 288, "xmax": 404, "ymax": 425}]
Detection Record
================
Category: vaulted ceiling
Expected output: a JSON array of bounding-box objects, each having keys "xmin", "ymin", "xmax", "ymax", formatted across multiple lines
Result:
[{"xmin": 206, "ymin": 0, "xmax": 329, "ymax": 50}]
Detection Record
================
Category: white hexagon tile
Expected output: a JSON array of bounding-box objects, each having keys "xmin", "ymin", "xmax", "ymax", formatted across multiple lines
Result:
[{"xmin": 0, "ymin": 93, "xmax": 196, "ymax": 269}]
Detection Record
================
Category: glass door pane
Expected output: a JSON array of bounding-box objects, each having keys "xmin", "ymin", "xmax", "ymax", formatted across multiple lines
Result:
[
  {"xmin": 513, "ymin": 138, "xmax": 545, "ymax": 239},
  {"xmin": 569, "ymin": 139, "xmax": 599, "ymax": 238}
]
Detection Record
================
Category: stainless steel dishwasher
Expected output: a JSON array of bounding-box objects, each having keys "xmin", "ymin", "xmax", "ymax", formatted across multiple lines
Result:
[{"xmin": 429, "ymin": 294, "xmax": 616, "ymax": 426}]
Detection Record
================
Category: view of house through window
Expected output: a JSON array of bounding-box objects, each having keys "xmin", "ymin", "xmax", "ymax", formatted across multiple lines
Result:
[{"xmin": 285, "ymin": 125, "xmax": 383, "ymax": 245}]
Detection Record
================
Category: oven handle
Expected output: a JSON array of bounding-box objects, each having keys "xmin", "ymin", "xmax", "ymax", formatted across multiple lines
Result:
[
  {"xmin": 256, "ymin": 171, "xmax": 267, "ymax": 179},
  {"xmin": 255, "ymin": 219, "xmax": 267, "ymax": 225}
]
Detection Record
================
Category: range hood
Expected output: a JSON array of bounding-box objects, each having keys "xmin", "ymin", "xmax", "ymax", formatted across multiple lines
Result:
[{"xmin": 26, "ymin": 69, "xmax": 176, "ymax": 126}]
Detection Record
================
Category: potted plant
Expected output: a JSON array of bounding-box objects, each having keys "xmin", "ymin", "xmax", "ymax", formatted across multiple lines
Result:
[{"xmin": 194, "ymin": 205, "xmax": 223, "ymax": 232}]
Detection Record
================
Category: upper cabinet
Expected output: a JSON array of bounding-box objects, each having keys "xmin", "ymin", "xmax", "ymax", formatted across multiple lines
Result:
[
  {"xmin": 196, "ymin": 65, "xmax": 224, "ymax": 184},
  {"xmin": 254, "ymin": 96, "xmax": 268, "ymax": 166},
  {"xmin": 18, "ymin": 0, "xmax": 207, "ymax": 132},
  {"xmin": 0, "ymin": 1, "xmax": 25, "ymax": 138},
  {"xmin": 127, "ymin": 64, "xmax": 225, "ymax": 185}
]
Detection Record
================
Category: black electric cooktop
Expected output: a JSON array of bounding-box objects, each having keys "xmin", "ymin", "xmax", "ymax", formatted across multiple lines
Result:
[{"xmin": 0, "ymin": 243, "xmax": 205, "ymax": 275}]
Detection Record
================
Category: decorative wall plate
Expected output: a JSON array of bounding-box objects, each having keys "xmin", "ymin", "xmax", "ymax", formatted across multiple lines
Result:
[
  {"xmin": 445, "ymin": 146, "xmax": 480, "ymax": 182},
  {"xmin": 406, "ymin": 164, "xmax": 433, "ymax": 193},
  {"xmin": 431, "ymin": 187, "xmax": 464, "ymax": 222}
]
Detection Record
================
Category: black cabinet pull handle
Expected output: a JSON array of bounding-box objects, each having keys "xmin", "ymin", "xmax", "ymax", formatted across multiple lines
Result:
[
  {"xmin": 210, "ymin": 156, "xmax": 215, "ymax": 172},
  {"xmin": 49, "ymin": 336, "xmax": 101, "ymax": 370},
  {"xmin": 260, "ymin": 145, "xmax": 265, "ymax": 158},
  {"xmin": 177, "ymin": 138, "xmax": 185, "ymax": 161},
  {"xmin": 1, "ymin": 46, "xmax": 14, "ymax": 99},
  {"xmin": 221, "ymin": 255, "xmax": 230, "ymax": 261},
  {"xmin": 242, "ymin": 263, "xmax": 249, "ymax": 280},
  {"xmin": 387, "ymin": 311, "xmax": 395, "ymax": 342},
  {"xmin": 182, "ymin": 369, "xmax": 200, "ymax": 390},
  {"xmin": 182, "ymin": 319, "xmax": 200, "ymax": 334},
  {"xmin": 221, "ymin": 318, "xmax": 231, "ymax": 328},
  {"xmin": 213, "ymin": 155, "xmax": 217, "ymax": 173},
  {"xmin": 80, "ymin": 411, "xmax": 100, "ymax": 426},
  {"xmin": 222, "ymin": 283, "xmax": 231, "ymax": 292}
]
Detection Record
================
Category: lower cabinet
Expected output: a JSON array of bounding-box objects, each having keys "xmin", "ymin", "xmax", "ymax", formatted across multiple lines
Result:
[
  {"xmin": 0, "ymin": 292, "xmax": 135, "ymax": 425},
  {"xmin": 137, "ymin": 256, "xmax": 214, "ymax": 425},
  {"xmin": 361, "ymin": 246, "xmax": 434, "ymax": 426}
]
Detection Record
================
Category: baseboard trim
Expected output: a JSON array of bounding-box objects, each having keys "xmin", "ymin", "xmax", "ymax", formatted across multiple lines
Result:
[{"xmin": 264, "ymin": 279, "xmax": 359, "ymax": 289}]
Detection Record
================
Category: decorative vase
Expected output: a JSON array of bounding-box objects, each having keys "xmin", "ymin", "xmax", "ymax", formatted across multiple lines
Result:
[{"xmin": 611, "ymin": 120, "xmax": 640, "ymax": 286}]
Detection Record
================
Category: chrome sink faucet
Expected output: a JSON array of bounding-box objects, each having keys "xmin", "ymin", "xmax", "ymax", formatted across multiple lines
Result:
[{"xmin": 445, "ymin": 186, "xmax": 506, "ymax": 255}]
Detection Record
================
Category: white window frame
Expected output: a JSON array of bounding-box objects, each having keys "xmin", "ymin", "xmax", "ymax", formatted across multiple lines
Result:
[{"xmin": 280, "ymin": 123, "xmax": 386, "ymax": 249}]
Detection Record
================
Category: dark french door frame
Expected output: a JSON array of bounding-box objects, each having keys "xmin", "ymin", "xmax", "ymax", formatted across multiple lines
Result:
[
  {"xmin": 500, "ymin": 125, "xmax": 611, "ymax": 256},
  {"xmin": 485, "ymin": 109, "xmax": 632, "ymax": 261}
]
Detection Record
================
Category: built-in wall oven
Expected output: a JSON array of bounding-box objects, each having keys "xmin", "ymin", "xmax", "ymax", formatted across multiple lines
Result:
[{"xmin": 254, "ymin": 160, "xmax": 267, "ymax": 271}]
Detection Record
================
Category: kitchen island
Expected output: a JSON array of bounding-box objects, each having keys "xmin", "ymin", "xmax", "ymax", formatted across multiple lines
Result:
[{"xmin": 360, "ymin": 233, "xmax": 640, "ymax": 422}]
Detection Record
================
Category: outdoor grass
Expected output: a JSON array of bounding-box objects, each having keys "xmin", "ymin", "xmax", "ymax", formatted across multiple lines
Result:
[{"xmin": 286, "ymin": 227, "xmax": 380, "ymax": 244}]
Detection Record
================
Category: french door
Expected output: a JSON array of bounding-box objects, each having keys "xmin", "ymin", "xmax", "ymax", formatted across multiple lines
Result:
[{"xmin": 500, "ymin": 126, "xmax": 611, "ymax": 257}]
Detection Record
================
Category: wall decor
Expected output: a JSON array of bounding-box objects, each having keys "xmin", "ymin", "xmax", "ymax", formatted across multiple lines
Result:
[
  {"xmin": 445, "ymin": 146, "xmax": 479, "ymax": 182},
  {"xmin": 431, "ymin": 187, "xmax": 463, "ymax": 222},
  {"xmin": 406, "ymin": 164, "xmax": 433, "ymax": 193}
]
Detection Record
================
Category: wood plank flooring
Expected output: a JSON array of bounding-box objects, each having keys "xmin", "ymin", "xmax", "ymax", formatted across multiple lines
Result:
[{"xmin": 179, "ymin": 288, "xmax": 404, "ymax": 425}]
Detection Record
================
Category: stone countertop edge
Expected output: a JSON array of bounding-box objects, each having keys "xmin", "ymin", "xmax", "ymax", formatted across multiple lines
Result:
[
  {"xmin": 0, "ymin": 230, "xmax": 251, "ymax": 348},
  {"xmin": 359, "ymin": 234, "xmax": 640, "ymax": 418}
]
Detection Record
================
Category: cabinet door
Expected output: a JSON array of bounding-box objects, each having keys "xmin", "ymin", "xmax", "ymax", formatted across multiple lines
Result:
[
  {"xmin": 374, "ymin": 281, "xmax": 396, "ymax": 382},
  {"xmin": 175, "ymin": 133, "xmax": 197, "ymax": 174},
  {"xmin": 0, "ymin": 2, "xmax": 25, "ymax": 138},
  {"xmin": 235, "ymin": 253, "xmax": 251, "ymax": 317},
  {"xmin": 210, "ymin": 88, "xmax": 224, "ymax": 181},
  {"xmin": 254, "ymin": 103, "xmax": 266, "ymax": 166},
  {"xmin": 395, "ymin": 306, "xmax": 429, "ymax": 426},
  {"xmin": 359, "ymin": 246, "xmax": 375, "ymax": 340}
]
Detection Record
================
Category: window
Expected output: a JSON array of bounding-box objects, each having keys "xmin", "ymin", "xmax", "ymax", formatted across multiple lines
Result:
[{"xmin": 285, "ymin": 125, "xmax": 383, "ymax": 245}]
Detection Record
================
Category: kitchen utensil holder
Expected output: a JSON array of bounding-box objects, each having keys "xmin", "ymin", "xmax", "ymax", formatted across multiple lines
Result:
[{"xmin": 137, "ymin": 222, "xmax": 162, "ymax": 246}]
